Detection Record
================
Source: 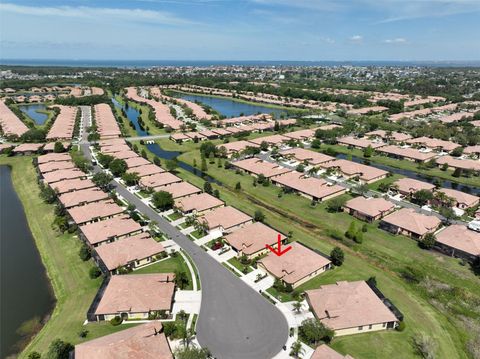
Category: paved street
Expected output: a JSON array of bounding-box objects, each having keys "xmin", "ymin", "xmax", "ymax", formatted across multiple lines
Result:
[{"xmin": 79, "ymin": 140, "xmax": 289, "ymax": 359}]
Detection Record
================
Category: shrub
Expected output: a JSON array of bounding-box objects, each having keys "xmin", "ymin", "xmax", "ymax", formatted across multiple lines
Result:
[
  {"xmin": 110, "ymin": 316, "xmax": 123, "ymax": 326},
  {"xmin": 78, "ymin": 329, "xmax": 89, "ymax": 338},
  {"xmin": 330, "ymin": 247, "xmax": 345, "ymax": 266},
  {"xmin": 45, "ymin": 339, "xmax": 74, "ymax": 359},
  {"xmin": 362, "ymin": 224, "xmax": 368, "ymax": 233},
  {"xmin": 254, "ymin": 210, "xmax": 265, "ymax": 222},
  {"xmin": 163, "ymin": 322, "xmax": 176, "ymax": 337},
  {"xmin": 326, "ymin": 197, "xmax": 346, "ymax": 212},
  {"xmin": 89, "ymin": 266, "xmax": 101, "ymax": 279},
  {"xmin": 327, "ymin": 229, "xmax": 344, "ymax": 241},
  {"xmin": 396, "ymin": 321, "xmax": 406, "ymax": 332},
  {"xmin": 79, "ymin": 245, "xmax": 91, "ymax": 261},
  {"xmin": 298, "ymin": 318, "xmax": 334, "ymax": 346},
  {"xmin": 353, "ymin": 230, "xmax": 363, "ymax": 244},
  {"xmin": 419, "ymin": 233, "xmax": 436, "ymax": 250},
  {"xmin": 400, "ymin": 266, "xmax": 425, "ymax": 284},
  {"xmin": 152, "ymin": 191, "xmax": 174, "ymax": 211},
  {"xmin": 345, "ymin": 221, "xmax": 357, "ymax": 239}
]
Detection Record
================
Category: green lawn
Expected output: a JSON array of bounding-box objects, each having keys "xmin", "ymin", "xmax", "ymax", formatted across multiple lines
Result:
[
  {"xmin": 163, "ymin": 147, "xmax": 479, "ymax": 359},
  {"xmin": 0, "ymin": 156, "xmax": 127, "ymax": 358},
  {"xmin": 266, "ymin": 287, "xmax": 296, "ymax": 302},
  {"xmin": 227, "ymin": 257, "xmax": 253, "ymax": 274},
  {"xmin": 189, "ymin": 229, "xmax": 205, "ymax": 239},
  {"xmin": 132, "ymin": 255, "xmax": 193, "ymax": 289},
  {"xmin": 168, "ymin": 211, "xmax": 183, "ymax": 221}
]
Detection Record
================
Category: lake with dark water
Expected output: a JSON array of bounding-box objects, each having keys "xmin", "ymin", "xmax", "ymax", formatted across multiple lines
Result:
[
  {"xmin": 18, "ymin": 104, "xmax": 49, "ymax": 125},
  {"xmin": 111, "ymin": 98, "xmax": 221, "ymax": 184},
  {"xmin": 172, "ymin": 92, "xmax": 291, "ymax": 118},
  {"xmin": 0, "ymin": 166, "xmax": 55, "ymax": 358}
]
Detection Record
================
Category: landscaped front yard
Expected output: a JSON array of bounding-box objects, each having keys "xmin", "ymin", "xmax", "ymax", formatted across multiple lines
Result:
[{"xmin": 133, "ymin": 254, "xmax": 194, "ymax": 290}]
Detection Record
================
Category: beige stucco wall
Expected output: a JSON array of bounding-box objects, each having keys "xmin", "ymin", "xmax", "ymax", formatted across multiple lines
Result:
[{"xmin": 334, "ymin": 322, "xmax": 393, "ymax": 336}]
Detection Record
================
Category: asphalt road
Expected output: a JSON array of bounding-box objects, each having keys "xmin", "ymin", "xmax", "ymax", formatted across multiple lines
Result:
[{"xmin": 79, "ymin": 130, "xmax": 289, "ymax": 358}]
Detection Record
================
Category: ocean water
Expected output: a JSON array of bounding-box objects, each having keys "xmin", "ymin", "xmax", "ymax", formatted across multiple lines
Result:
[{"xmin": 2, "ymin": 59, "xmax": 479, "ymax": 68}]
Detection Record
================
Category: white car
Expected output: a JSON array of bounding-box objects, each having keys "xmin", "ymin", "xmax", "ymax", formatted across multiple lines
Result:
[{"xmin": 468, "ymin": 220, "xmax": 480, "ymax": 232}]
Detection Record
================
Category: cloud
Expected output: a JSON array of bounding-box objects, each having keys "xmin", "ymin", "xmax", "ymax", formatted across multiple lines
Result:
[
  {"xmin": 349, "ymin": 35, "xmax": 363, "ymax": 44},
  {"xmin": 383, "ymin": 38, "xmax": 408, "ymax": 44},
  {"xmin": 0, "ymin": 3, "xmax": 196, "ymax": 26},
  {"xmin": 250, "ymin": 0, "xmax": 344, "ymax": 12}
]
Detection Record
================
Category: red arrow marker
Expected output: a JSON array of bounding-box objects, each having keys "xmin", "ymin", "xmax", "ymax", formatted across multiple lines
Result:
[{"xmin": 266, "ymin": 234, "xmax": 292, "ymax": 257}]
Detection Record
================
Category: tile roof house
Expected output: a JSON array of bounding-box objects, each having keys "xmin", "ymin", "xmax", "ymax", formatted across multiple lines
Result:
[
  {"xmin": 321, "ymin": 159, "xmax": 388, "ymax": 184},
  {"xmin": 224, "ymin": 222, "xmax": 285, "ymax": 259},
  {"xmin": 42, "ymin": 168, "xmax": 86, "ymax": 184},
  {"xmin": 436, "ymin": 188, "xmax": 480, "ymax": 209},
  {"xmin": 139, "ymin": 172, "xmax": 182, "ymax": 191},
  {"xmin": 271, "ymin": 171, "xmax": 346, "ymax": 202},
  {"xmin": 283, "ymin": 128, "xmax": 317, "ymax": 141},
  {"xmin": 126, "ymin": 164, "xmax": 164, "ymax": 178},
  {"xmin": 377, "ymin": 145, "xmax": 437, "ymax": 163},
  {"xmin": 50, "ymin": 178, "xmax": 96, "ymax": 194},
  {"xmin": 435, "ymin": 156, "xmax": 480, "ymax": 172},
  {"xmin": 38, "ymin": 160, "xmax": 75, "ymax": 173},
  {"xmin": 311, "ymin": 344, "xmax": 355, "ymax": 359},
  {"xmin": 37, "ymin": 152, "xmax": 71, "ymax": 164},
  {"xmin": 160, "ymin": 181, "xmax": 202, "ymax": 199},
  {"xmin": 365, "ymin": 130, "xmax": 412, "ymax": 143},
  {"xmin": 124, "ymin": 156, "xmax": 151, "ymax": 168},
  {"xmin": 59, "ymin": 188, "xmax": 109, "ymax": 209},
  {"xmin": 248, "ymin": 134, "xmax": 289, "ymax": 147},
  {"xmin": 74, "ymin": 322, "xmax": 173, "ymax": 359},
  {"xmin": 258, "ymin": 242, "xmax": 331, "ymax": 288},
  {"xmin": 199, "ymin": 206, "xmax": 253, "ymax": 234},
  {"xmin": 93, "ymin": 273, "xmax": 175, "ymax": 321},
  {"xmin": 380, "ymin": 208, "xmax": 441, "ymax": 239},
  {"xmin": 337, "ymin": 136, "xmax": 386, "ymax": 150},
  {"xmin": 392, "ymin": 178, "xmax": 435, "ymax": 197},
  {"xmin": 67, "ymin": 200, "xmax": 124, "ymax": 225},
  {"xmin": 305, "ymin": 281, "xmax": 399, "ymax": 336},
  {"xmin": 435, "ymin": 225, "xmax": 480, "ymax": 261},
  {"xmin": 13, "ymin": 143, "xmax": 44, "ymax": 155},
  {"xmin": 174, "ymin": 192, "xmax": 224, "ymax": 215},
  {"xmin": 344, "ymin": 196, "xmax": 396, "ymax": 222},
  {"xmin": 232, "ymin": 158, "xmax": 292, "ymax": 178},
  {"xmin": 94, "ymin": 232, "xmax": 166, "ymax": 273},
  {"xmin": 280, "ymin": 148, "xmax": 335, "ymax": 166},
  {"xmin": 216, "ymin": 140, "xmax": 260, "ymax": 157},
  {"xmin": 80, "ymin": 215, "xmax": 143, "ymax": 247},
  {"xmin": 406, "ymin": 137, "xmax": 460, "ymax": 153}
]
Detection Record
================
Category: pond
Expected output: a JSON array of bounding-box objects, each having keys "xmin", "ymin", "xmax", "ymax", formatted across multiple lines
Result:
[
  {"xmin": 336, "ymin": 153, "xmax": 480, "ymax": 195},
  {"xmin": 0, "ymin": 166, "xmax": 55, "ymax": 358},
  {"xmin": 111, "ymin": 98, "xmax": 221, "ymax": 184},
  {"xmin": 18, "ymin": 104, "xmax": 49, "ymax": 125},
  {"xmin": 171, "ymin": 92, "xmax": 292, "ymax": 118}
]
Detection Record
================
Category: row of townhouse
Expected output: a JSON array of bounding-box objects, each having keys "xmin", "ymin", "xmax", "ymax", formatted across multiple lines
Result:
[{"xmin": 36, "ymin": 152, "xmax": 177, "ymax": 333}]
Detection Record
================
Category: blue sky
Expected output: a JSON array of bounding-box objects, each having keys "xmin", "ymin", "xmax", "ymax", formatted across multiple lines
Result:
[{"xmin": 1, "ymin": 0, "xmax": 479, "ymax": 61}]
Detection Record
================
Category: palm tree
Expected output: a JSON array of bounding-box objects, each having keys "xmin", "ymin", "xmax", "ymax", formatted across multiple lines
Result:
[
  {"xmin": 290, "ymin": 341, "xmax": 305, "ymax": 359},
  {"xmin": 307, "ymin": 166, "xmax": 318, "ymax": 176},
  {"xmin": 292, "ymin": 300, "xmax": 303, "ymax": 314}
]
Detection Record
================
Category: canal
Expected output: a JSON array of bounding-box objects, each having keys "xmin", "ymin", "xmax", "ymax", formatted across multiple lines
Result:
[
  {"xmin": 337, "ymin": 153, "xmax": 480, "ymax": 195},
  {"xmin": 0, "ymin": 166, "xmax": 55, "ymax": 358},
  {"xmin": 18, "ymin": 104, "xmax": 49, "ymax": 125},
  {"xmin": 171, "ymin": 92, "xmax": 292, "ymax": 118},
  {"xmin": 111, "ymin": 98, "xmax": 221, "ymax": 184}
]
